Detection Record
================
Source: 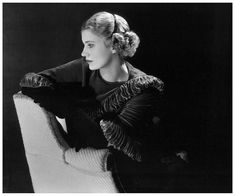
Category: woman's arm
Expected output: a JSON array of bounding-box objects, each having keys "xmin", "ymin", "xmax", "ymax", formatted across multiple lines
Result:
[
  {"xmin": 100, "ymin": 92, "xmax": 161, "ymax": 162},
  {"xmin": 38, "ymin": 58, "xmax": 85, "ymax": 83},
  {"xmin": 20, "ymin": 58, "xmax": 86, "ymax": 88},
  {"xmin": 19, "ymin": 58, "xmax": 88, "ymax": 118}
]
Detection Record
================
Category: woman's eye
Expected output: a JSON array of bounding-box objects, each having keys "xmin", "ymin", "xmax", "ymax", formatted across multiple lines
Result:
[{"xmin": 88, "ymin": 44, "xmax": 94, "ymax": 48}]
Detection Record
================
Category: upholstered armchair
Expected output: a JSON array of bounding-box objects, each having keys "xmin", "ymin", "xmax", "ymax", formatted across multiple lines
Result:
[{"xmin": 13, "ymin": 92, "xmax": 118, "ymax": 193}]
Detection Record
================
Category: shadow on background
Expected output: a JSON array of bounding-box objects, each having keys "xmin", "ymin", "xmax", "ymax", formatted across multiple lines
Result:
[{"xmin": 3, "ymin": 3, "xmax": 232, "ymax": 192}]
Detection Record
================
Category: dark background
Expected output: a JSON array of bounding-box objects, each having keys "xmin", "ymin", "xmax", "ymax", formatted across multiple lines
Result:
[{"xmin": 3, "ymin": 3, "xmax": 232, "ymax": 193}]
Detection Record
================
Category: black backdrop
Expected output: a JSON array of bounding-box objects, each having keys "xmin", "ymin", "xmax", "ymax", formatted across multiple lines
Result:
[{"xmin": 3, "ymin": 3, "xmax": 232, "ymax": 193}]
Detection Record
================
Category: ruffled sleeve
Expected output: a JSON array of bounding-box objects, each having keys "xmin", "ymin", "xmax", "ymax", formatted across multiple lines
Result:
[
  {"xmin": 97, "ymin": 75, "xmax": 164, "ymax": 162},
  {"xmin": 100, "ymin": 92, "xmax": 159, "ymax": 162}
]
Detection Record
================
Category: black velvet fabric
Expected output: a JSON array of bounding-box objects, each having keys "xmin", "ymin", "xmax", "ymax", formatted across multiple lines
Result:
[{"xmin": 21, "ymin": 84, "xmax": 107, "ymax": 150}]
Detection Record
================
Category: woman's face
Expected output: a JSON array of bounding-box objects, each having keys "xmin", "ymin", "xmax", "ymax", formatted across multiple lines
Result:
[{"xmin": 81, "ymin": 29, "xmax": 113, "ymax": 70}]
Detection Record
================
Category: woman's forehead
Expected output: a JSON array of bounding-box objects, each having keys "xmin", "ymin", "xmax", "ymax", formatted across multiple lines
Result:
[{"xmin": 81, "ymin": 29, "xmax": 103, "ymax": 43}]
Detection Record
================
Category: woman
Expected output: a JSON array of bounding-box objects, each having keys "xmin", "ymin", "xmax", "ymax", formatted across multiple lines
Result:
[{"xmin": 20, "ymin": 11, "xmax": 185, "ymax": 192}]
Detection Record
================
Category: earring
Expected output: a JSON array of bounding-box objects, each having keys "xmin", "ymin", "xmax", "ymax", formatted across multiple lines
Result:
[{"xmin": 111, "ymin": 48, "xmax": 116, "ymax": 54}]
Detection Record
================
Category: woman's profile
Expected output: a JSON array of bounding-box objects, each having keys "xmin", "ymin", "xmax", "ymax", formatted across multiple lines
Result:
[{"xmin": 19, "ymin": 11, "xmax": 186, "ymax": 192}]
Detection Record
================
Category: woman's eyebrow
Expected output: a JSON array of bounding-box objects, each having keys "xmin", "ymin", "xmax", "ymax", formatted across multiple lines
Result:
[{"xmin": 85, "ymin": 41, "xmax": 95, "ymax": 44}]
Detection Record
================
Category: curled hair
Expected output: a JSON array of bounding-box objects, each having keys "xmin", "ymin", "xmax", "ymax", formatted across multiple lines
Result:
[{"xmin": 81, "ymin": 11, "xmax": 140, "ymax": 58}]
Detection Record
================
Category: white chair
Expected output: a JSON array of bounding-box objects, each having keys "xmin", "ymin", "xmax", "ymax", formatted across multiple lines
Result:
[{"xmin": 13, "ymin": 92, "xmax": 118, "ymax": 193}]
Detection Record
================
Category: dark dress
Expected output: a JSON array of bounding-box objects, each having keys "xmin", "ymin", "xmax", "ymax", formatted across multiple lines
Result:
[{"xmin": 20, "ymin": 58, "xmax": 187, "ymax": 193}]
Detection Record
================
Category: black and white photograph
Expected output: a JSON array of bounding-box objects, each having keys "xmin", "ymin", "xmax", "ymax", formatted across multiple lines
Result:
[{"xmin": 3, "ymin": 2, "xmax": 232, "ymax": 193}]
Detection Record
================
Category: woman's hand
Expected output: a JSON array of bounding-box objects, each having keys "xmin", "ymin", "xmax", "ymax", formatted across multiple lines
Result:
[{"xmin": 19, "ymin": 73, "xmax": 54, "ymax": 89}]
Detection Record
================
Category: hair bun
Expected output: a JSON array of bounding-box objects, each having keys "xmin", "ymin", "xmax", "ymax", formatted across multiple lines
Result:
[{"xmin": 112, "ymin": 30, "xmax": 140, "ymax": 58}]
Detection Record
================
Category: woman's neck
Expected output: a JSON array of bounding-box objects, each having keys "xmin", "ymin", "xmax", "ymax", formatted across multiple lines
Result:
[{"xmin": 99, "ymin": 57, "xmax": 129, "ymax": 83}]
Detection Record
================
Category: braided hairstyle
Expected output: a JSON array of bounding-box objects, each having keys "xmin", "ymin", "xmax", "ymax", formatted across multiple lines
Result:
[{"xmin": 81, "ymin": 11, "xmax": 140, "ymax": 58}]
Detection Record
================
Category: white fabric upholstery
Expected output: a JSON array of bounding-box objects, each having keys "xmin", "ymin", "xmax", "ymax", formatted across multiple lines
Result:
[{"xmin": 13, "ymin": 92, "xmax": 118, "ymax": 193}]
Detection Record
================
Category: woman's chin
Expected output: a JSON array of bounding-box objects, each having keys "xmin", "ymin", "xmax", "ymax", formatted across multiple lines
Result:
[
  {"xmin": 88, "ymin": 64, "xmax": 100, "ymax": 70},
  {"xmin": 88, "ymin": 65, "xmax": 96, "ymax": 70}
]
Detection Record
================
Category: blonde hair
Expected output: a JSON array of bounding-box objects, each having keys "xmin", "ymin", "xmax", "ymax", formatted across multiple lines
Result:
[{"xmin": 81, "ymin": 11, "xmax": 140, "ymax": 58}]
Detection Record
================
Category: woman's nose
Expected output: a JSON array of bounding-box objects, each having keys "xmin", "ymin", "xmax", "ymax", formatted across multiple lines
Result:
[{"xmin": 81, "ymin": 47, "xmax": 88, "ymax": 58}]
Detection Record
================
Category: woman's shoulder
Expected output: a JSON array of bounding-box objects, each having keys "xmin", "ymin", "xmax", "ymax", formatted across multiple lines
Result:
[
  {"xmin": 126, "ymin": 61, "xmax": 164, "ymax": 92},
  {"xmin": 126, "ymin": 61, "xmax": 146, "ymax": 78}
]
